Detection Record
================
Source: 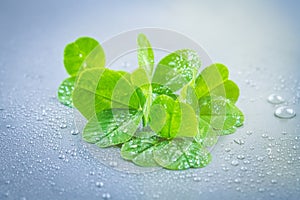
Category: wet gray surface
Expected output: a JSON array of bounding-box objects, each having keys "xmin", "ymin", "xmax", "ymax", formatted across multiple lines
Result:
[{"xmin": 0, "ymin": 0, "xmax": 300, "ymax": 199}]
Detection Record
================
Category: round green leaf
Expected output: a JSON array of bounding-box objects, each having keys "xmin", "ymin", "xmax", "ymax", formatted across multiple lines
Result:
[{"xmin": 64, "ymin": 37, "xmax": 105, "ymax": 76}]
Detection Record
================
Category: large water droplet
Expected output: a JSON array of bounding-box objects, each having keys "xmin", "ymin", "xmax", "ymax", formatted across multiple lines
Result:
[
  {"xmin": 274, "ymin": 106, "xmax": 296, "ymax": 119},
  {"xmin": 267, "ymin": 94, "xmax": 285, "ymax": 104}
]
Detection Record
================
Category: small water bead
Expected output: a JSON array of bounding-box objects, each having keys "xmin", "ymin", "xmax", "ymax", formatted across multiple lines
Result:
[
  {"xmin": 193, "ymin": 177, "xmax": 202, "ymax": 182},
  {"xmin": 58, "ymin": 154, "xmax": 65, "ymax": 159},
  {"xmin": 240, "ymin": 166, "xmax": 248, "ymax": 171},
  {"xmin": 246, "ymin": 130, "xmax": 253, "ymax": 135},
  {"xmin": 222, "ymin": 166, "xmax": 229, "ymax": 171},
  {"xmin": 231, "ymin": 160, "xmax": 239, "ymax": 166},
  {"xmin": 234, "ymin": 178, "xmax": 241, "ymax": 183},
  {"xmin": 257, "ymin": 156, "xmax": 264, "ymax": 162},
  {"xmin": 109, "ymin": 161, "xmax": 118, "ymax": 167},
  {"xmin": 282, "ymin": 131, "xmax": 288, "ymax": 135},
  {"xmin": 234, "ymin": 139, "xmax": 245, "ymax": 145},
  {"xmin": 96, "ymin": 181, "xmax": 104, "ymax": 188},
  {"xmin": 237, "ymin": 155, "xmax": 245, "ymax": 160},
  {"xmin": 60, "ymin": 123, "xmax": 67, "ymax": 129},
  {"xmin": 71, "ymin": 130, "xmax": 79, "ymax": 135},
  {"xmin": 102, "ymin": 193, "xmax": 111, "ymax": 199},
  {"xmin": 267, "ymin": 94, "xmax": 285, "ymax": 104},
  {"xmin": 122, "ymin": 61, "xmax": 130, "ymax": 68},
  {"xmin": 274, "ymin": 106, "xmax": 296, "ymax": 119},
  {"xmin": 271, "ymin": 179, "xmax": 277, "ymax": 184},
  {"xmin": 224, "ymin": 156, "xmax": 230, "ymax": 161}
]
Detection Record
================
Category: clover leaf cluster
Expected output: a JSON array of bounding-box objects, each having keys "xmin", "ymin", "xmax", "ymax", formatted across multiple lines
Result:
[{"xmin": 58, "ymin": 34, "xmax": 244, "ymax": 170}]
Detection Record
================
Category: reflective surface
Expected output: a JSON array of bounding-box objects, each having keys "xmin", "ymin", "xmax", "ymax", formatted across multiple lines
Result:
[{"xmin": 0, "ymin": 0, "xmax": 299, "ymax": 199}]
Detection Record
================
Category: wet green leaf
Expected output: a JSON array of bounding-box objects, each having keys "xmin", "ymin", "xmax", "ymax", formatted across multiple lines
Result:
[
  {"xmin": 64, "ymin": 37, "xmax": 105, "ymax": 76},
  {"xmin": 149, "ymin": 95, "xmax": 198, "ymax": 138},
  {"xmin": 152, "ymin": 49, "xmax": 201, "ymax": 92},
  {"xmin": 199, "ymin": 96, "xmax": 244, "ymax": 135},
  {"xmin": 73, "ymin": 68, "xmax": 142, "ymax": 120},
  {"xmin": 179, "ymin": 85, "xmax": 199, "ymax": 114},
  {"xmin": 137, "ymin": 34, "xmax": 154, "ymax": 77},
  {"xmin": 195, "ymin": 63, "xmax": 239, "ymax": 103},
  {"xmin": 83, "ymin": 109, "xmax": 142, "ymax": 147},
  {"xmin": 121, "ymin": 136, "xmax": 163, "ymax": 167},
  {"xmin": 153, "ymin": 138, "xmax": 212, "ymax": 170},
  {"xmin": 194, "ymin": 117, "xmax": 218, "ymax": 147}
]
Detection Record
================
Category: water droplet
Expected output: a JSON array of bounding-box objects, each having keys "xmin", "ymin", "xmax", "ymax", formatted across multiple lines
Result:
[
  {"xmin": 222, "ymin": 166, "xmax": 229, "ymax": 171},
  {"xmin": 96, "ymin": 181, "xmax": 104, "ymax": 188},
  {"xmin": 257, "ymin": 156, "xmax": 264, "ymax": 162},
  {"xmin": 234, "ymin": 178, "xmax": 241, "ymax": 183},
  {"xmin": 274, "ymin": 106, "xmax": 296, "ymax": 119},
  {"xmin": 225, "ymin": 148, "xmax": 231, "ymax": 152},
  {"xmin": 237, "ymin": 155, "xmax": 245, "ymax": 160},
  {"xmin": 60, "ymin": 123, "xmax": 67, "ymax": 129},
  {"xmin": 234, "ymin": 138, "xmax": 245, "ymax": 145},
  {"xmin": 231, "ymin": 160, "xmax": 239, "ymax": 166},
  {"xmin": 240, "ymin": 166, "xmax": 248, "ymax": 171},
  {"xmin": 267, "ymin": 94, "xmax": 285, "ymax": 104},
  {"xmin": 282, "ymin": 131, "xmax": 288, "ymax": 135},
  {"xmin": 122, "ymin": 61, "xmax": 130, "ymax": 68},
  {"xmin": 246, "ymin": 130, "xmax": 253, "ymax": 135},
  {"xmin": 102, "ymin": 193, "xmax": 111, "ymax": 199},
  {"xmin": 271, "ymin": 179, "xmax": 277, "ymax": 184},
  {"xmin": 58, "ymin": 154, "xmax": 65, "ymax": 159},
  {"xmin": 71, "ymin": 130, "xmax": 79, "ymax": 135},
  {"xmin": 89, "ymin": 171, "xmax": 95, "ymax": 175},
  {"xmin": 193, "ymin": 177, "xmax": 201, "ymax": 182},
  {"xmin": 109, "ymin": 161, "xmax": 118, "ymax": 167}
]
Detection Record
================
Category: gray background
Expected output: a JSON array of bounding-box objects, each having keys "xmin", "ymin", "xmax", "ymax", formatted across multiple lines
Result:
[{"xmin": 0, "ymin": 0, "xmax": 299, "ymax": 199}]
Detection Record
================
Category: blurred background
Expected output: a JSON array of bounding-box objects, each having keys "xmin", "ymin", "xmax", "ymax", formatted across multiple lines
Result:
[{"xmin": 0, "ymin": 0, "xmax": 299, "ymax": 199}]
